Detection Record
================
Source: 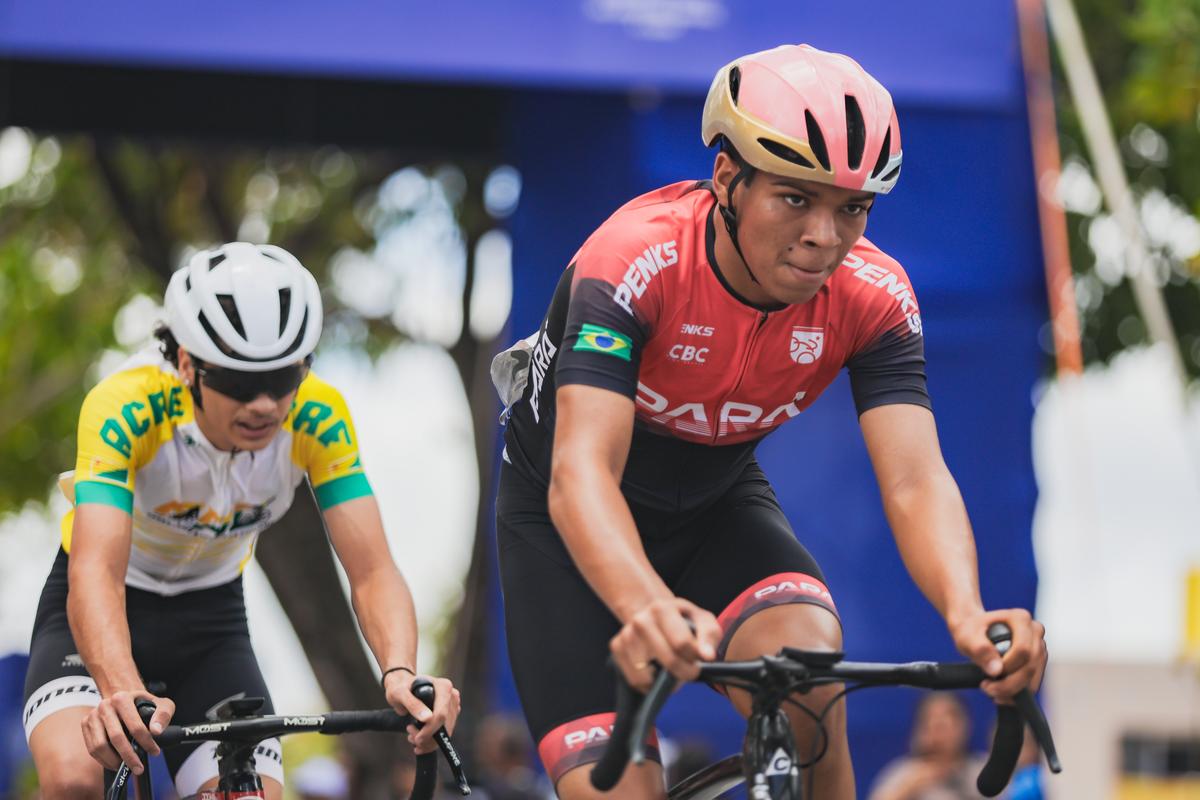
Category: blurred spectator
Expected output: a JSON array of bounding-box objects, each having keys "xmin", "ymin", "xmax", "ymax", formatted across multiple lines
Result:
[
  {"xmin": 292, "ymin": 755, "xmax": 349, "ymax": 800},
  {"xmin": 391, "ymin": 748, "xmax": 418, "ymax": 799},
  {"xmin": 868, "ymin": 693, "xmax": 986, "ymax": 800},
  {"xmin": 1003, "ymin": 728, "xmax": 1044, "ymax": 800},
  {"xmin": 471, "ymin": 713, "xmax": 551, "ymax": 800}
]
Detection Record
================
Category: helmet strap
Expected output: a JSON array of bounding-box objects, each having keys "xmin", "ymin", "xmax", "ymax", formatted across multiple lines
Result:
[
  {"xmin": 719, "ymin": 164, "xmax": 759, "ymax": 285},
  {"xmin": 188, "ymin": 358, "xmax": 205, "ymax": 411}
]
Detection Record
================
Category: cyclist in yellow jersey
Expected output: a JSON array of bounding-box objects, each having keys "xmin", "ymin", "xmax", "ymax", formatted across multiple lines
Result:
[{"xmin": 23, "ymin": 243, "xmax": 460, "ymax": 799}]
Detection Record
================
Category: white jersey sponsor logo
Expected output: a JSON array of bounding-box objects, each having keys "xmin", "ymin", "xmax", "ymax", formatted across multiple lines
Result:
[
  {"xmin": 679, "ymin": 323, "xmax": 715, "ymax": 336},
  {"xmin": 668, "ymin": 344, "xmax": 709, "ymax": 364},
  {"xmin": 636, "ymin": 383, "xmax": 806, "ymax": 438},
  {"xmin": 528, "ymin": 324, "xmax": 558, "ymax": 424},
  {"xmin": 789, "ymin": 327, "xmax": 824, "ymax": 364},
  {"xmin": 840, "ymin": 252, "xmax": 923, "ymax": 335},
  {"xmin": 613, "ymin": 240, "xmax": 679, "ymax": 315}
]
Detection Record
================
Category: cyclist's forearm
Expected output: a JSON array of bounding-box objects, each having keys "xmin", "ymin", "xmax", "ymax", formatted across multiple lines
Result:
[
  {"xmin": 66, "ymin": 567, "xmax": 143, "ymax": 696},
  {"xmin": 349, "ymin": 564, "xmax": 419, "ymax": 673},
  {"xmin": 548, "ymin": 463, "xmax": 672, "ymax": 622},
  {"xmin": 883, "ymin": 469, "xmax": 984, "ymax": 626}
]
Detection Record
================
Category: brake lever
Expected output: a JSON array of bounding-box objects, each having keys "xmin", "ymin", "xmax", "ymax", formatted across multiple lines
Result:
[
  {"xmin": 985, "ymin": 622, "xmax": 1061, "ymax": 773},
  {"xmin": 631, "ymin": 667, "xmax": 676, "ymax": 765},
  {"xmin": 409, "ymin": 678, "xmax": 471, "ymax": 795}
]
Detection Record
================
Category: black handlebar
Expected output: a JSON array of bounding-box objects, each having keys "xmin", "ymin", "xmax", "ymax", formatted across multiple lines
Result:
[
  {"xmin": 591, "ymin": 623, "xmax": 1061, "ymax": 797},
  {"xmin": 108, "ymin": 679, "xmax": 470, "ymax": 800}
]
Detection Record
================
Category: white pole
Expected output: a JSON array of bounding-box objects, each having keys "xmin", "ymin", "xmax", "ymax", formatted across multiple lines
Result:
[{"xmin": 1044, "ymin": 0, "xmax": 1190, "ymax": 391}]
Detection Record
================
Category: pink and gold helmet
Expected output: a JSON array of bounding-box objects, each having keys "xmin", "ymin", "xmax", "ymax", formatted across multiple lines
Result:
[{"xmin": 702, "ymin": 44, "xmax": 902, "ymax": 194}]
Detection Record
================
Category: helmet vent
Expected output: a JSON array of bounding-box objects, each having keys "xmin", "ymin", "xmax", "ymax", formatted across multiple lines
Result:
[
  {"xmin": 880, "ymin": 164, "xmax": 901, "ymax": 183},
  {"xmin": 216, "ymin": 294, "xmax": 248, "ymax": 339},
  {"xmin": 844, "ymin": 96, "xmax": 866, "ymax": 171},
  {"xmin": 197, "ymin": 311, "xmax": 236, "ymax": 360},
  {"xmin": 197, "ymin": 308, "xmax": 309, "ymax": 363},
  {"xmin": 757, "ymin": 138, "xmax": 815, "ymax": 170},
  {"xmin": 208, "ymin": 252, "xmax": 227, "ymax": 268},
  {"xmin": 729, "ymin": 66, "xmax": 742, "ymax": 105},
  {"xmin": 871, "ymin": 128, "xmax": 893, "ymax": 178},
  {"xmin": 804, "ymin": 110, "xmax": 831, "ymax": 172},
  {"xmin": 278, "ymin": 288, "xmax": 292, "ymax": 336},
  {"xmin": 279, "ymin": 310, "xmax": 309, "ymax": 359}
]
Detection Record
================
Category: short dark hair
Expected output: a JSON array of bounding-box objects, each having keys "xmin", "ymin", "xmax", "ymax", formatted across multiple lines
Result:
[
  {"xmin": 717, "ymin": 136, "xmax": 757, "ymax": 185},
  {"xmin": 154, "ymin": 323, "xmax": 182, "ymax": 368}
]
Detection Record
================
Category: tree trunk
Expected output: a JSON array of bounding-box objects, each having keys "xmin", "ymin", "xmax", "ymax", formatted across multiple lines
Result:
[
  {"xmin": 441, "ymin": 161, "xmax": 506, "ymax": 768},
  {"xmin": 256, "ymin": 484, "xmax": 399, "ymax": 799}
]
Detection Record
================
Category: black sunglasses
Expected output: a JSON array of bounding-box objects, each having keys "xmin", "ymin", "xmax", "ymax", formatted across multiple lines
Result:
[{"xmin": 193, "ymin": 359, "xmax": 310, "ymax": 403}]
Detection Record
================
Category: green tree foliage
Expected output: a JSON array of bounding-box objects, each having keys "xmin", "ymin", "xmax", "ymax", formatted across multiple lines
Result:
[
  {"xmin": 0, "ymin": 133, "xmax": 487, "ymax": 514},
  {"xmin": 0, "ymin": 135, "xmax": 150, "ymax": 510},
  {"xmin": 1057, "ymin": 0, "xmax": 1200, "ymax": 373}
]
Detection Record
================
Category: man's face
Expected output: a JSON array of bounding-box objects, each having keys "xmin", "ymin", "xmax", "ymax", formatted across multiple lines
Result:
[
  {"xmin": 717, "ymin": 155, "xmax": 874, "ymax": 305},
  {"xmin": 178, "ymin": 350, "xmax": 303, "ymax": 452},
  {"xmin": 199, "ymin": 385, "xmax": 296, "ymax": 451}
]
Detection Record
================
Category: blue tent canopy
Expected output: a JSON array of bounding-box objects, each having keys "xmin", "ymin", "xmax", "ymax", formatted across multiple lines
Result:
[{"xmin": 0, "ymin": 0, "xmax": 1020, "ymax": 106}]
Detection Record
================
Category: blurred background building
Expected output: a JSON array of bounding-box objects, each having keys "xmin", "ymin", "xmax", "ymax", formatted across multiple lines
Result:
[{"xmin": 0, "ymin": 0, "xmax": 1198, "ymax": 797}]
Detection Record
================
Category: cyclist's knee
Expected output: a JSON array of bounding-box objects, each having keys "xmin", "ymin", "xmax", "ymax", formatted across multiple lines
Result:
[
  {"xmin": 29, "ymin": 709, "xmax": 101, "ymax": 800},
  {"xmin": 556, "ymin": 761, "xmax": 666, "ymax": 800},
  {"xmin": 36, "ymin": 767, "xmax": 102, "ymax": 800},
  {"xmin": 725, "ymin": 602, "xmax": 843, "ymax": 661}
]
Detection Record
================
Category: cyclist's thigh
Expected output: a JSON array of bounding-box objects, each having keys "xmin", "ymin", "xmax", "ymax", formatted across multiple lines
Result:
[
  {"xmin": 671, "ymin": 462, "xmax": 841, "ymax": 659},
  {"xmin": 160, "ymin": 633, "xmax": 283, "ymax": 798},
  {"xmin": 23, "ymin": 550, "xmax": 103, "ymax": 795},
  {"xmin": 497, "ymin": 463, "xmax": 664, "ymax": 794}
]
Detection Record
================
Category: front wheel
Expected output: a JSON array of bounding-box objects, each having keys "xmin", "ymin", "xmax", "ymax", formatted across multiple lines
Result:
[{"xmin": 667, "ymin": 754, "xmax": 744, "ymax": 800}]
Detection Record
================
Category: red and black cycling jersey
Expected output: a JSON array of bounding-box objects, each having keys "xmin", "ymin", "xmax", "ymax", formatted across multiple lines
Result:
[{"xmin": 503, "ymin": 180, "xmax": 928, "ymax": 514}]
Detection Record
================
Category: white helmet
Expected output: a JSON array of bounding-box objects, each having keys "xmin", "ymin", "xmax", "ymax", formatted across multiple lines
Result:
[{"xmin": 164, "ymin": 242, "xmax": 323, "ymax": 371}]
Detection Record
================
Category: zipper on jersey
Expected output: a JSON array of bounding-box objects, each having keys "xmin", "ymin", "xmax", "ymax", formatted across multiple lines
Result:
[{"xmin": 710, "ymin": 309, "xmax": 770, "ymax": 444}]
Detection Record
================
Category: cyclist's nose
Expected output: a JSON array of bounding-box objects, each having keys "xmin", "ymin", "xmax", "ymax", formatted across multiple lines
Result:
[
  {"xmin": 244, "ymin": 393, "xmax": 278, "ymax": 413},
  {"xmin": 799, "ymin": 209, "xmax": 840, "ymax": 250}
]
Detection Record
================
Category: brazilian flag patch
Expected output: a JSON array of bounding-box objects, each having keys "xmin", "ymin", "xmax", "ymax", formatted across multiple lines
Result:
[{"xmin": 574, "ymin": 323, "xmax": 633, "ymax": 361}]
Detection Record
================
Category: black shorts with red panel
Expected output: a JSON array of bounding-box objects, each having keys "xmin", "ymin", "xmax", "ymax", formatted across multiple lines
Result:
[{"xmin": 496, "ymin": 457, "xmax": 840, "ymax": 785}]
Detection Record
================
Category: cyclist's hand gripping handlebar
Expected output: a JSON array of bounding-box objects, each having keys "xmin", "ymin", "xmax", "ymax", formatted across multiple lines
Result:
[
  {"xmin": 975, "ymin": 623, "xmax": 1062, "ymax": 798},
  {"xmin": 104, "ymin": 702, "xmax": 158, "ymax": 800},
  {"xmin": 409, "ymin": 677, "xmax": 471, "ymax": 797}
]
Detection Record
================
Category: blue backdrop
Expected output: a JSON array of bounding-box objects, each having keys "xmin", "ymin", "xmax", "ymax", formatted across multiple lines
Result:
[
  {"xmin": 498, "ymin": 43, "xmax": 1043, "ymax": 794},
  {"xmin": 0, "ymin": 0, "xmax": 1044, "ymax": 793}
]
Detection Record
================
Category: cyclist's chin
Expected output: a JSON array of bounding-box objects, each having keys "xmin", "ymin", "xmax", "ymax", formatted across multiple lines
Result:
[
  {"xmin": 229, "ymin": 419, "xmax": 282, "ymax": 450},
  {"xmin": 761, "ymin": 263, "xmax": 833, "ymax": 307}
]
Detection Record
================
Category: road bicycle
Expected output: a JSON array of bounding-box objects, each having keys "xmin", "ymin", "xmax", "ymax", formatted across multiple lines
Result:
[
  {"xmin": 104, "ymin": 678, "xmax": 470, "ymax": 800},
  {"xmin": 592, "ymin": 623, "xmax": 1060, "ymax": 799}
]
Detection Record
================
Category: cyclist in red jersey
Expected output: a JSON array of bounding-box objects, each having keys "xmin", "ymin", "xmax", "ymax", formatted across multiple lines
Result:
[{"xmin": 494, "ymin": 44, "xmax": 1048, "ymax": 800}]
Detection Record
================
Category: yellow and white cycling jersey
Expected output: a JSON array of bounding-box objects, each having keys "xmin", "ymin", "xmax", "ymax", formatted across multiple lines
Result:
[{"xmin": 60, "ymin": 347, "xmax": 372, "ymax": 595}]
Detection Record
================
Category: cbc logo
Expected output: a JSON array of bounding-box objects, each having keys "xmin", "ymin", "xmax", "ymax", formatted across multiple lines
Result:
[{"xmin": 669, "ymin": 344, "xmax": 709, "ymax": 363}]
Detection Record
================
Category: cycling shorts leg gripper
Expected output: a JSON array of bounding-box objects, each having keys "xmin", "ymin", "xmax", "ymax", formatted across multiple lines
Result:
[
  {"xmin": 173, "ymin": 738, "xmax": 284, "ymax": 798},
  {"xmin": 714, "ymin": 572, "xmax": 840, "ymax": 661},
  {"xmin": 22, "ymin": 675, "xmax": 100, "ymax": 742},
  {"xmin": 536, "ymin": 712, "xmax": 660, "ymax": 785}
]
